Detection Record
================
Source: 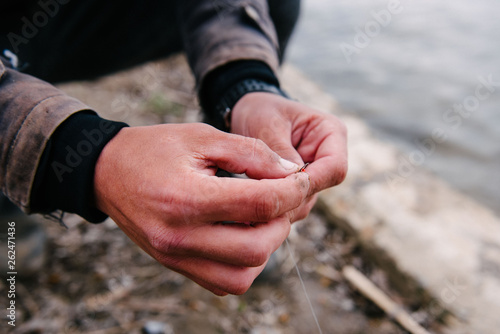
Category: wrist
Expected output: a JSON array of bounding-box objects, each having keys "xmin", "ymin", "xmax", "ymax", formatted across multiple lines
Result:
[
  {"xmin": 92, "ymin": 126, "xmax": 132, "ymax": 215},
  {"xmin": 30, "ymin": 112, "xmax": 128, "ymax": 223},
  {"xmin": 212, "ymin": 79, "xmax": 289, "ymax": 132},
  {"xmin": 199, "ymin": 60, "xmax": 285, "ymax": 131}
]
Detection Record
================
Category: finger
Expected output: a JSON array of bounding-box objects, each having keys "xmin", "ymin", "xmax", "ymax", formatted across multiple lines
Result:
[
  {"xmin": 287, "ymin": 193, "xmax": 318, "ymax": 223},
  {"xmin": 297, "ymin": 125, "xmax": 348, "ymax": 194},
  {"xmin": 199, "ymin": 133, "xmax": 301, "ymax": 179},
  {"xmin": 193, "ymin": 172, "xmax": 310, "ymax": 222},
  {"xmin": 305, "ymin": 142, "xmax": 348, "ymax": 194},
  {"xmin": 164, "ymin": 255, "xmax": 267, "ymax": 295},
  {"xmin": 161, "ymin": 216, "xmax": 291, "ymax": 267},
  {"xmin": 261, "ymin": 135, "xmax": 304, "ymax": 167}
]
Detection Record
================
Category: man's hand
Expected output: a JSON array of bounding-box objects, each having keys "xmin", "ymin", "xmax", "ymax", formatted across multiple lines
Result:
[
  {"xmin": 93, "ymin": 123, "xmax": 310, "ymax": 295},
  {"xmin": 231, "ymin": 92, "xmax": 348, "ymax": 221}
]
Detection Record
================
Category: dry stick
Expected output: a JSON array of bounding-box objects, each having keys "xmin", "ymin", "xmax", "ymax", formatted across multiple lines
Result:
[{"xmin": 342, "ymin": 265, "xmax": 432, "ymax": 334}]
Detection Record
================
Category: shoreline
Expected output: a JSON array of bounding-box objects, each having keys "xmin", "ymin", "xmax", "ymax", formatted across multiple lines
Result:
[{"xmin": 281, "ymin": 64, "xmax": 500, "ymax": 334}]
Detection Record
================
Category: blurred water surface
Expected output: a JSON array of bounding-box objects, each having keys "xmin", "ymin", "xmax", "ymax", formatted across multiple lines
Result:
[{"xmin": 289, "ymin": 0, "xmax": 500, "ymax": 215}]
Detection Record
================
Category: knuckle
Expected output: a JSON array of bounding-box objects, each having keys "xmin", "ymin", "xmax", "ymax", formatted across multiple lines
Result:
[
  {"xmin": 254, "ymin": 189, "xmax": 281, "ymax": 221},
  {"xmin": 194, "ymin": 122, "xmax": 215, "ymax": 133},
  {"xmin": 255, "ymin": 138, "xmax": 279, "ymax": 162},
  {"xmin": 325, "ymin": 114, "xmax": 348, "ymax": 138},
  {"xmin": 319, "ymin": 158, "xmax": 348, "ymax": 189},
  {"xmin": 292, "ymin": 207, "xmax": 308, "ymax": 222},
  {"xmin": 225, "ymin": 275, "xmax": 255, "ymax": 295},
  {"xmin": 190, "ymin": 123, "xmax": 219, "ymax": 143},
  {"xmin": 332, "ymin": 158, "xmax": 348, "ymax": 186},
  {"xmin": 250, "ymin": 138, "xmax": 268, "ymax": 157},
  {"xmin": 241, "ymin": 243, "xmax": 269, "ymax": 267},
  {"xmin": 147, "ymin": 225, "xmax": 165, "ymax": 250},
  {"xmin": 212, "ymin": 289, "xmax": 228, "ymax": 297},
  {"xmin": 149, "ymin": 232, "xmax": 169, "ymax": 253},
  {"xmin": 148, "ymin": 227, "xmax": 185, "ymax": 255},
  {"xmin": 293, "ymin": 196, "xmax": 317, "ymax": 222}
]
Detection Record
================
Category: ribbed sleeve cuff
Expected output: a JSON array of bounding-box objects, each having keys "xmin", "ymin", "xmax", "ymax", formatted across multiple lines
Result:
[
  {"xmin": 199, "ymin": 60, "xmax": 280, "ymax": 122},
  {"xmin": 30, "ymin": 112, "xmax": 128, "ymax": 223}
]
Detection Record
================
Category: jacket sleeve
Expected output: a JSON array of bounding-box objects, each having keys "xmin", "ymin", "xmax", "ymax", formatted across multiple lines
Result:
[
  {"xmin": 177, "ymin": 0, "xmax": 281, "ymax": 90},
  {"xmin": 0, "ymin": 57, "xmax": 95, "ymax": 212}
]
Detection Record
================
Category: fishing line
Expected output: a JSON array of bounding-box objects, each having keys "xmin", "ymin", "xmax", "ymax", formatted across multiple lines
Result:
[{"xmin": 285, "ymin": 238, "xmax": 323, "ymax": 334}]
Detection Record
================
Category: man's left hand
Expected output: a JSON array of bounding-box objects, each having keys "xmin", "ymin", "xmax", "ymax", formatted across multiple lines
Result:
[{"xmin": 231, "ymin": 92, "xmax": 348, "ymax": 222}]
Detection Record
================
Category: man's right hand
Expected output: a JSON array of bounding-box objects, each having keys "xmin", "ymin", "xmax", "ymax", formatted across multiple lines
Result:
[{"xmin": 93, "ymin": 123, "xmax": 310, "ymax": 295}]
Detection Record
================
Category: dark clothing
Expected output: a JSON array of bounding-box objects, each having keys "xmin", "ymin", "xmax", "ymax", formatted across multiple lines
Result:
[{"xmin": 0, "ymin": 0, "xmax": 300, "ymax": 222}]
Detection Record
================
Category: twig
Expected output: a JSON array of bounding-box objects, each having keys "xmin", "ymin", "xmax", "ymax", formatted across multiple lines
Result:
[
  {"xmin": 315, "ymin": 265, "xmax": 341, "ymax": 282},
  {"xmin": 119, "ymin": 298, "xmax": 183, "ymax": 314},
  {"xmin": 84, "ymin": 284, "xmax": 133, "ymax": 312},
  {"xmin": 342, "ymin": 265, "xmax": 432, "ymax": 334}
]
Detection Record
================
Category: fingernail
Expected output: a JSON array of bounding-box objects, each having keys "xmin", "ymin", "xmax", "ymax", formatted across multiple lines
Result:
[{"xmin": 279, "ymin": 158, "xmax": 299, "ymax": 171}]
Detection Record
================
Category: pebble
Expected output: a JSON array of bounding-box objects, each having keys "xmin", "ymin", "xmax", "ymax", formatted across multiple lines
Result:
[
  {"xmin": 250, "ymin": 327, "xmax": 282, "ymax": 334},
  {"xmin": 141, "ymin": 321, "xmax": 174, "ymax": 334}
]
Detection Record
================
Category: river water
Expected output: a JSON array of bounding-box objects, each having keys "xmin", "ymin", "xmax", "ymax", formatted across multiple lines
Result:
[{"xmin": 288, "ymin": 0, "xmax": 500, "ymax": 215}]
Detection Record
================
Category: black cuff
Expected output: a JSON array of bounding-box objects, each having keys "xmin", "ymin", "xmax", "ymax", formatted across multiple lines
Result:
[
  {"xmin": 31, "ymin": 112, "xmax": 128, "ymax": 223},
  {"xmin": 199, "ymin": 60, "xmax": 281, "ymax": 125},
  {"xmin": 212, "ymin": 79, "xmax": 289, "ymax": 131},
  {"xmin": 0, "ymin": 56, "xmax": 15, "ymax": 69}
]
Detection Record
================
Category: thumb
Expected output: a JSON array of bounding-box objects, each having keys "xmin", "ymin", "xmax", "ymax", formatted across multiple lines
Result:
[
  {"xmin": 263, "ymin": 136, "xmax": 304, "ymax": 166},
  {"xmin": 204, "ymin": 133, "xmax": 301, "ymax": 179}
]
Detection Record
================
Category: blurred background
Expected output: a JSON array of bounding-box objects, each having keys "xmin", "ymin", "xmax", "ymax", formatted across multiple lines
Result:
[
  {"xmin": 288, "ymin": 0, "xmax": 500, "ymax": 216},
  {"xmin": 2, "ymin": 1, "xmax": 498, "ymax": 333}
]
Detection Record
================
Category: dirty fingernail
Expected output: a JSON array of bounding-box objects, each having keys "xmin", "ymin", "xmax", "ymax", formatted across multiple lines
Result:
[{"xmin": 279, "ymin": 158, "xmax": 299, "ymax": 171}]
